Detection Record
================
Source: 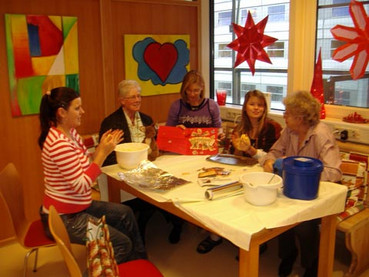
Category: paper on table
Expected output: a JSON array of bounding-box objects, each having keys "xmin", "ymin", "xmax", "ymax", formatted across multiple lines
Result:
[{"xmin": 205, "ymin": 181, "xmax": 243, "ymax": 200}]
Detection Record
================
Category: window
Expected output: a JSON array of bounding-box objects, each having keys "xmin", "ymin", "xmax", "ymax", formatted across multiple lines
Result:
[
  {"xmin": 217, "ymin": 43, "xmax": 232, "ymax": 58},
  {"xmin": 268, "ymin": 5, "xmax": 286, "ymax": 22},
  {"xmin": 211, "ymin": 0, "xmax": 369, "ymax": 111},
  {"xmin": 267, "ymin": 85, "xmax": 284, "ymax": 102},
  {"xmin": 217, "ymin": 82, "xmax": 232, "ymax": 96},
  {"xmin": 240, "ymin": 9, "xmax": 247, "ymax": 25},
  {"xmin": 211, "ymin": 0, "xmax": 290, "ymax": 110},
  {"xmin": 330, "ymin": 40, "xmax": 345, "ymax": 58},
  {"xmin": 217, "ymin": 11, "xmax": 232, "ymax": 27},
  {"xmin": 240, "ymin": 8, "xmax": 258, "ymax": 25},
  {"xmin": 317, "ymin": 0, "xmax": 369, "ymax": 108},
  {"xmin": 332, "ymin": 0, "xmax": 350, "ymax": 17},
  {"xmin": 267, "ymin": 41, "xmax": 285, "ymax": 58},
  {"xmin": 241, "ymin": 84, "xmax": 256, "ymax": 99}
]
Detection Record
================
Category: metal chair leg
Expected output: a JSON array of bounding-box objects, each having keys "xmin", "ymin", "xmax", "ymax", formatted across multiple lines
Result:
[
  {"xmin": 33, "ymin": 248, "xmax": 39, "ymax": 272},
  {"xmin": 23, "ymin": 248, "xmax": 39, "ymax": 276}
]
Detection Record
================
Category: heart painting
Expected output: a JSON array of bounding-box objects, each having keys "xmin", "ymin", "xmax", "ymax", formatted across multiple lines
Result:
[{"xmin": 143, "ymin": 42, "xmax": 178, "ymax": 82}]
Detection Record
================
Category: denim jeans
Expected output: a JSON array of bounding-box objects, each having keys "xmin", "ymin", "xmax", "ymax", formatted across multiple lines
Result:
[{"xmin": 40, "ymin": 200, "xmax": 147, "ymax": 263}]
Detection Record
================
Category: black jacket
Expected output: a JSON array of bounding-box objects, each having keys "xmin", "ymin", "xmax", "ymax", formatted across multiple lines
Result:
[{"xmin": 99, "ymin": 108, "xmax": 154, "ymax": 166}]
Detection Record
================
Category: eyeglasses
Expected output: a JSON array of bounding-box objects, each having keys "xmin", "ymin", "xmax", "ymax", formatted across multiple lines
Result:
[
  {"xmin": 124, "ymin": 94, "xmax": 142, "ymax": 100},
  {"xmin": 186, "ymin": 88, "xmax": 201, "ymax": 94}
]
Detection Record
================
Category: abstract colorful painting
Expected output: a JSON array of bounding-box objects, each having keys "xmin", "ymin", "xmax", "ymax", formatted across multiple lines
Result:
[
  {"xmin": 5, "ymin": 14, "xmax": 79, "ymax": 116},
  {"xmin": 124, "ymin": 34, "xmax": 190, "ymax": 96}
]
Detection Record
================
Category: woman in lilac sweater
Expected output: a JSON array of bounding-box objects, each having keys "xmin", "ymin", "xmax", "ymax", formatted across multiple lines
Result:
[{"xmin": 166, "ymin": 70, "xmax": 222, "ymax": 129}]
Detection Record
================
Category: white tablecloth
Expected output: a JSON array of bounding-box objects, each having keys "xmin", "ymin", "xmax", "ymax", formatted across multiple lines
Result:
[{"xmin": 102, "ymin": 154, "xmax": 347, "ymax": 250}]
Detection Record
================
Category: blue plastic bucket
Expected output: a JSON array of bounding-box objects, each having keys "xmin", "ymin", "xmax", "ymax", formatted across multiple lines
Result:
[{"xmin": 282, "ymin": 156, "xmax": 323, "ymax": 200}]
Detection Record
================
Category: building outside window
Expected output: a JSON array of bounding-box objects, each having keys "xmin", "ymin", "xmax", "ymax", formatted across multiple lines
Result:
[
  {"xmin": 211, "ymin": 0, "xmax": 369, "ymax": 110},
  {"xmin": 267, "ymin": 41, "xmax": 285, "ymax": 58},
  {"xmin": 331, "ymin": 0, "xmax": 350, "ymax": 17},
  {"xmin": 241, "ymin": 84, "xmax": 256, "ymax": 98},
  {"xmin": 217, "ymin": 11, "xmax": 232, "ymax": 26},
  {"xmin": 268, "ymin": 4, "xmax": 286, "ymax": 22},
  {"xmin": 216, "ymin": 81, "xmax": 232, "ymax": 96},
  {"xmin": 217, "ymin": 43, "xmax": 232, "ymax": 58}
]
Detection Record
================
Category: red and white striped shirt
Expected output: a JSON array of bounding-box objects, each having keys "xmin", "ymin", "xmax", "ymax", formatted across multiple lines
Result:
[{"xmin": 41, "ymin": 127, "xmax": 101, "ymax": 214}]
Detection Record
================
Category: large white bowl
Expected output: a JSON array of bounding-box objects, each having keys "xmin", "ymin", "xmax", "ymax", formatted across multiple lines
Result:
[
  {"xmin": 115, "ymin": 143, "xmax": 149, "ymax": 169},
  {"xmin": 240, "ymin": 172, "xmax": 282, "ymax": 206}
]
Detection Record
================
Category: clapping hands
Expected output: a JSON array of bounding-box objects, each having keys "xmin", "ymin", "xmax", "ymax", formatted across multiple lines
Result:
[
  {"xmin": 93, "ymin": 129, "xmax": 124, "ymax": 166},
  {"xmin": 100, "ymin": 129, "xmax": 124, "ymax": 153}
]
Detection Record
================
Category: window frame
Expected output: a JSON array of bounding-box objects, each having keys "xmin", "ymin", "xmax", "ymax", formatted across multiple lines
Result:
[{"xmin": 206, "ymin": 0, "xmax": 369, "ymax": 120}]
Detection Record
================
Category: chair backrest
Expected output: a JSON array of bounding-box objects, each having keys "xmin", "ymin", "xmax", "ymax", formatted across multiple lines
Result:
[
  {"xmin": 340, "ymin": 152, "xmax": 369, "ymax": 204},
  {"xmin": 48, "ymin": 205, "xmax": 82, "ymax": 277},
  {"xmin": 0, "ymin": 163, "xmax": 29, "ymax": 243}
]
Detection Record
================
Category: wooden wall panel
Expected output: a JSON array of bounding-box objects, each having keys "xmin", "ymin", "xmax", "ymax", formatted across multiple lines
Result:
[
  {"xmin": 0, "ymin": 0, "xmax": 200, "ymax": 242},
  {"xmin": 107, "ymin": 0, "xmax": 199, "ymax": 123}
]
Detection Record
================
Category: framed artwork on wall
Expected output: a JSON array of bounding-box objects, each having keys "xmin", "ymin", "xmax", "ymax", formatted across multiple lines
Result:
[
  {"xmin": 5, "ymin": 14, "xmax": 79, "ymax": 116},
  {"xmin": 124, "ymin": 34, "xmax": 190, "ymax": 96}
]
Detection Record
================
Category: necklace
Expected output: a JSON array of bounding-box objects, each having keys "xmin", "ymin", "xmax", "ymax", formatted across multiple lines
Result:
[{"xmin": 126, "ymin": 112, "xmax": 145, "ymax": 142}]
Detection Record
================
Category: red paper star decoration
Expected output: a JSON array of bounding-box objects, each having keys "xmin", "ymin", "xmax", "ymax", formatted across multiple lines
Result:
[
  {"xmin": 330, "ymin": 0, "xmax": 369, "ymax": 80},
  {"xmin": 227, "ymin": 11, "xmax": 277, "ymax": 75}
]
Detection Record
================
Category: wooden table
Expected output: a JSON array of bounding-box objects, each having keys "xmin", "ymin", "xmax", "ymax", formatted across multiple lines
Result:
[{"xmin": 102, "ymin": 155, "xmax": 346, "ymax": 277}]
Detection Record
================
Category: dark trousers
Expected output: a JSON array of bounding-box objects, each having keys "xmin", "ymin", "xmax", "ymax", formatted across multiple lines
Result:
[
  {"xmin": 278, "ymin": 218, "xmax": 320, "ymax": 269},
  {"xmin": 123, "ymin": 198, "xmax": 156, "ymax": 243},
  {"xmin": 162, "ymin": 212, "xmax": 184, "ymax": 230},
  {"xmin": 124, "ymin": 198, "xmax": 183, "ymax": 235}
]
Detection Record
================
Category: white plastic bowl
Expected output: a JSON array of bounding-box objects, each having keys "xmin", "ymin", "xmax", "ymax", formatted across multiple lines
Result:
[
  {"xmin": 240, "ymin": 172, "xmax": 282, "ymax": 206},
  {"xmin": 115, "ymin": 143, "xmax": 149, "ymax": 169}
]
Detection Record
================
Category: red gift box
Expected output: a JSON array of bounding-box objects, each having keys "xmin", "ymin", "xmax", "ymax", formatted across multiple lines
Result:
[{"xmin": 157, "ymin": 126, "xmax": 218, "ymax": 155}]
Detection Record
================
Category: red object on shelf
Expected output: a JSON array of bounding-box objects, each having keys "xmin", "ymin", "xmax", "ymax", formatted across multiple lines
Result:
[{"xmin": 342, "ymin": 112, "xmax": 368, "ymax": 123}]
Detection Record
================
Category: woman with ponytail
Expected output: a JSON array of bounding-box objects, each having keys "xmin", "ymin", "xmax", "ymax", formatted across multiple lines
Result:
[{"xmin": 38, "ymin": 87, "xmax": 147, "ymax": 263}]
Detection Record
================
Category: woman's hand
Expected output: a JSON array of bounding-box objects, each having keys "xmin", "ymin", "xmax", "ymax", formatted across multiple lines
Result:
[
  {"xmin": 100, "ymin": 129, "xmax": 124, "ymax": 153},
  {"xmin": 232, "ymin": 133, "xmax": 251, "ymax": 152},
  {"xmin": 263, "ymin": 159, "xmax": 275, "ymax": 173},
  {"xmin": 93, "ymin": 129, "xmax": 123, "ymax": 166}
]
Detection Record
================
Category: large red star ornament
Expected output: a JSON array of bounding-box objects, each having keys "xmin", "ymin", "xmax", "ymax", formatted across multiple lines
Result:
[
  {"xmin": 227, "ymin": 11, "xmax": 277, "ymax": 75},
  {"xmin": 331, "ymin": 0, "xmax": 369, "ymax": 80}
]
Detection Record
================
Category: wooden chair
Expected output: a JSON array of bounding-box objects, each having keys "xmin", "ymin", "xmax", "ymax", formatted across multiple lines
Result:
[
  {"xmin": 337, "ymin": 209, "xmax": 369, "ymax": 277},
  {"xmin": 337, "ymin": 152, "xmax": 369, "ymax": 276},
  {"xmin": 47, "ymin": 205, "xmax": 81, "ymax": 277},
  {"xmin": 0, "ymin": 163, "xmax": 55, "ymax": 276},
  {"xmin": 48, "ymin": 205, "xmax": 163, "ymax": 277}
]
